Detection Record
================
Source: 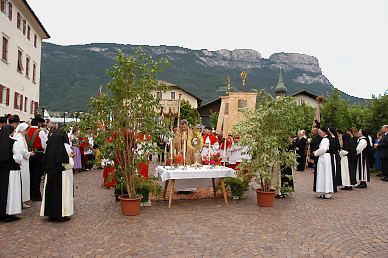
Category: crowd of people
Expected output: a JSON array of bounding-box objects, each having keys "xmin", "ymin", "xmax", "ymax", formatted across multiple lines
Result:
[
  {"xmin": 1, "ymin": 112, "xmax": 387, "ymax": 223},
  {"xmin": 310, "ymin": 125, "xmax": 388, "ymax": 199},
  {"xmin": 0, "ymin": 114, "xmax": 84, "ymax": 223}
]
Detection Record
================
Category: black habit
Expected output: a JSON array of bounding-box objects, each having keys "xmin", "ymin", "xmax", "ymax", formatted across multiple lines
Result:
[
  {"xmin": 42, "ymin": 130, "xmax": 69, "ymax": 219},
  {"xmin": 342, "ymin": 134, "xmax": 357, "ymax": 185}
]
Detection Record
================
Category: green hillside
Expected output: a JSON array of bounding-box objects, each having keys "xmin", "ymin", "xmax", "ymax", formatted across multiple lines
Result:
[{"xmin": 40, "ymin": 42, "xmax": 364, "ymax": 111}]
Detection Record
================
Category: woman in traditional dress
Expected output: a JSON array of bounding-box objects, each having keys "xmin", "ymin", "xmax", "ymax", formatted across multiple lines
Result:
[
  {"xmin": 13, "ymin": 122, "xmax": 35, "ymax": 207},
  {"xmin": 0, "ymin": 125, "xmax": 23, "ymax": 222},
  {"xmin": 40, "ymin": 127, "xmax": 74, "ymax": 222},
  {"xmin": 70, "ymin": 129, "xmax": 82, "ymax": 172},
  {"xmin": 313, "ymin": 127, "xmax": 334, "ymax": 199},
  {"xmin": 355, "ymin": 129, "xmax": 371, "ymax": 188}
]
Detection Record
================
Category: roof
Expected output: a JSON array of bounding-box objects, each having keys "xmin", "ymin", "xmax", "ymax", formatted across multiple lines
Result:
[
  {"xmin": 275, "ymin": 69, "xmax": 287, "ymax": 94},
  {"xmin": 21, "ymin": 0, "xmax": 50, "ymax": 39},
  {"xmin": 158, "ymin": 80, "xmax": 202, "ymax": 102},
  {"xmin": 291, "ymin": 90, "xmax": 319, "ymax": 99},
  {"xmin": 197, "ymin": 98, "xmax": 221, "ymax": 111}
]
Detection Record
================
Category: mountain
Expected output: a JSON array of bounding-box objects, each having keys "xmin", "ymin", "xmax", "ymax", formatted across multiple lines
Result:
[{"xmin": 40, "ymin": 42, "xmax": 363, "ymax": 111}]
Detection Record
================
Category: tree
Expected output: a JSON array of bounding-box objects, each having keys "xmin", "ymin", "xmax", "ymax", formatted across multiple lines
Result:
[
  {"xmin": 210, "ymin": 111, "xmax": 219, "ymax": 129},
  {"xmin": 80, "ymin": 50, "xmax": 169, "ymax": 199},
  {"xmin": 321, "ymin": 89, "xmax": 352, "ymax": 130},
  {"xmin": 293, "ymin": 102, "xmax": 315, "ymax": 132},
  {"xmin": 179, "ymin": 99, "xmax": 201, "ymax": 126},
  {"xmin": 367, "ymin": 94, "xmax": 388, "ymax": 135},
  {"xmin": 235, "ymin": 93, "xmax": 302, "ymax": 192}
]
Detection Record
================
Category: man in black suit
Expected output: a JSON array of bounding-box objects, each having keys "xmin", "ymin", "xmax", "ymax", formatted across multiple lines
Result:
[{"xmin": 377, "ymin": 125, "xmax": 388, "ymax": 181}]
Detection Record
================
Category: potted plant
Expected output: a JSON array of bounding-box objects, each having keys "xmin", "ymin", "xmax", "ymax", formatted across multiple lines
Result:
[
  {"xmin": 135, "ymin": 176, "xmax": 162, "ymax": 206},
  {"xmin": 235, "ymin": 92, "xmax": 301, "ymax": 207},
  {"xmin": 225, "ymin": 175, "xmax": 248, "ymax": 199},
  {"xmin": 79, "ymin": 50, "xmax": 168, "ymax": 215}
]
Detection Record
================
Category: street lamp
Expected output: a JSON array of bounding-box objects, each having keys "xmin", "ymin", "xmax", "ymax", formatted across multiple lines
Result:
[{"xmin": 63, "ymin": 112, "xmax": 68, "ymax": 125}]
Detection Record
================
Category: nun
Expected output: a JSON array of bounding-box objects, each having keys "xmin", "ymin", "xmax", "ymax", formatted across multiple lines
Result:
[
  {"xmin": 338, "ymin": 129, "xmax": 357, "ymax": 190},
  {"xmin": 313, "ymin": 127, "xmax": 334, "ymax": 199},
  {"xmin": 0, "ymin": 125, "xmax": 23, "ymax": 222},
  {"xmin": 40, "ymin": 126, "xmax": 75, "ymax": 222},
  {"xmin": 355, "ymin": 129, "xmax": 371, "ymax": 188},
  {"xmin": 14, "ymin": 122, "xmax": 35, "ymax": 206}
]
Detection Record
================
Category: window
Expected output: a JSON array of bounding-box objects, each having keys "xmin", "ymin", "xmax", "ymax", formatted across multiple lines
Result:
[
  {"xmin": 156, "ymin": 91, "xmax": 162, "ymax": 99},
  {"xmin": 22, "ymin": 19, "xmax": 26, "ymax": 35},
  {"xmin": 25, "ymin": 57, "xmax": 30, "ymax": 77},
  {"xmin": 30, "ymin": 100, "xmax": 34, "ymax": 114},
  {"xmin": 238, "ymin": 99, "xmax": 247, "ymax": 111},
  {"xmin": 27, "ymin": 25, "xmax": 31, "ymax": 40},
  {"xmin": 8, "ymin": 2, "xmax": 11, "ymax": 20},
  {"xmin": 2, "ymin": 36, "xmax": 8, "ymax": 61},
  {"xmin": 34, "ymin": 101, "xmax": 38, "ymax": 115},
  {"xmin": 17, "ymin": 12, "xmax": 21, "ymax": 29},
  {"xmin": 14, "ymin": 92, "xmax": 20, "ymax": 109},
  {"xmin": 17, "ymin": 50, "xmax": 23, "ymax": 72},
  {"xmin": 0, "ymin": 0, "xmax": 5, "ymax": 13},
  {"xmin": 32, "ymin": 63, "xmax": 36, "ymax": 83},
  {"xmin": 0, "ymin": 85, "xmax": 7, "ymax": 104},
  {"xmin": 171, "ymin": 92, "xmax": 176, "ymax": 100},
  {"xmin": 24, "ymin": 96, "xmax": 27, "ymax": 112},
  {"xmin": 34, "ymin": 34, "xmax": 37, "ymax": 48}
]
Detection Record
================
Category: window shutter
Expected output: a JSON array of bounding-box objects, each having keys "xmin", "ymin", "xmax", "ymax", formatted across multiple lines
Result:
[
  {"xmin": 17, "ymin": 12, "xmax": 20, "ymax": 29},
  {"xmin": 30, "ymin": 100, "xmax": 33, "ymax": 114},
  {"xmin": 14, "ymin": 92, "xmax": 18, "ymax": 109},
  {"xmin": 24, "ymin": 97, "xmax": 27, "ymax": 112},
  {"xmin": 0, "ymin": 85, "xmax": 3, "ymax": 104},
  {"xmin": 8, "ymin": 2, "xmax": 12, "ymax": 20},
  {"xmin": 34, "ymin": 34, "xmax": 37, "ymax": 48},
  {"xmin": 33, "ymin": 64, "xmax": 36, "ymax": 82},
  {"xmin": 0, "ymin": 0, "xmax": 5, "ymax": 13},
  {"xmin": 6, "ymin": 88, "xmax": 10, "ymax": 106},
  {"xmin": 23, "ymin": 19, "xmax": 26, "ymax": 35},
  {"xmin": 27, "ymin": 25, "xmax": 31, "ymax": 40},
  {"xmin": 20, "ymin": 94, "xmax": 23, "ymax": 110},
  {"xmin": 34, "ymin": 102, "xmax": 39, "ymax": 115}
]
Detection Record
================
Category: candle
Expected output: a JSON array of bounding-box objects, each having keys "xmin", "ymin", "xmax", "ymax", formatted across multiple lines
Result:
[
  {"xmin": 224, "ymin": 138, "xmax": 227, "ymax": 164},
  {"xmin": 170, "ymin": 142, "xmax": 173, "ymax": 160},
  {"xmin": 164, "ymin": 144, "xmax": 167, "ymax": 167},
  {"xmin": 205, "ymin": 136, "xmax": 211, "ymax": 165},
  {"xmin": 183, "ymin": 131, "xmax": 186, "ymax": 164}
]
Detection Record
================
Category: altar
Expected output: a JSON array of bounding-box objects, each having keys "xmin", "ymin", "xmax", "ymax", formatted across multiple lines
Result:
[{"xmin": 155, "ymin": 165, "xmax": 236, "ymax": 208}]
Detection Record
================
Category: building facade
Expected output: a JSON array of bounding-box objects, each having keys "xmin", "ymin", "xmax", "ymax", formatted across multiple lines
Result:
[
  {"xmin": 153, "ymin": 80, "xmax": 201, "ymax": 116},
  {"xmin": 0, "ymin": 0, "xmax": 49, "ymax": 120}
]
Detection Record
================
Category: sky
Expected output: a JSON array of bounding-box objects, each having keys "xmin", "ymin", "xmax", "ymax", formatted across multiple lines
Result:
[{"xmin": 28, "ymin": 0, "xmax": 388, "ymax": 98}]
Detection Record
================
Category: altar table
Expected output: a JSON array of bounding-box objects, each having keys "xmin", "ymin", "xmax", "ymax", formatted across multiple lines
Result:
[{"xmin": 155, "ymin": 165, "xmax": 236, "ymax": 208}]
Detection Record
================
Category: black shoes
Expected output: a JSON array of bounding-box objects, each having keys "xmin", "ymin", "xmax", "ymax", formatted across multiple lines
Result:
[
  {"xmin": 341, "ymin": 186, "xmax": 353, "ymax": 190},
  {"xmin": 380, "ymin": 177, "xmax": 388, "ymax": 181},
  {"xmin": 355, "ymin": 183, "xmax": 367, "ymax": 188},
  {"xmin": 49, "ymin": 216, "xmax": 71, "ymax": 222},
  {"xmin": 4, "ymin": 215, "xmax": 21, "ymax": 222},
  {"xmin": 31, "ymin": 197, "xmax": 42, "ymax": 202}
]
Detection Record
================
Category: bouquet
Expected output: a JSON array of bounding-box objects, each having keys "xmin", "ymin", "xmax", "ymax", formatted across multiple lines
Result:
[
  {"xmin": 166, "ymin": 154, "xmax": 184, "ymax": 166},
  {"xmin": 203, "ymin": 152, "xmax": 222, "ymax": 166}
]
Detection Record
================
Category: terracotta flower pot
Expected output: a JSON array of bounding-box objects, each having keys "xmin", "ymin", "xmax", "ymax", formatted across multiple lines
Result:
[
  {"xmin": 256, "ymin": 189, "xmax": 276, "ymax": 207},
  {"xmin": 118, "ymin": 194, "xmax": 142, "ymax": 216}
]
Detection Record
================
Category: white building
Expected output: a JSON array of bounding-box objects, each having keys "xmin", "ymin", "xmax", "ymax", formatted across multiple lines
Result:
[
  {"xmin": 153, "ymin": 80, "xmax": 202, "ymax": 115},
  {"xmin": 0, "ymin": 0, "xmax": 49, "ymax": 120}
]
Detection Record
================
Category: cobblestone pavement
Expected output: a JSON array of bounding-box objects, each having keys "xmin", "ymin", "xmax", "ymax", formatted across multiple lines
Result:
[{"xmin": 1, "ymin": 168, "xmax": 387, "ymax": 258}]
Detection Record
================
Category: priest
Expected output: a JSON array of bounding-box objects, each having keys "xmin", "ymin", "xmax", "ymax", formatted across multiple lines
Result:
[{"xmin": 172, "ymin": 119, "xmax": 196, "ymax": 165}]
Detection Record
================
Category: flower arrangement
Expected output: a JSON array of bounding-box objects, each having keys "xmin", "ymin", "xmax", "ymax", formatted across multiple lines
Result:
[
  {"xmin": 166, "ymin": 154, "xmax": 184, "ymax": 166},
  {"xmin": 203, "ymin": 152, "xmax": 223, "ymax": 166}
]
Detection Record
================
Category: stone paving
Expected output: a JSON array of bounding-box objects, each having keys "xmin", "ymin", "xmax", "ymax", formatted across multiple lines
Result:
[{"xmin": 1, "ymin": 168, "xmax": 387, "ymax": 257}]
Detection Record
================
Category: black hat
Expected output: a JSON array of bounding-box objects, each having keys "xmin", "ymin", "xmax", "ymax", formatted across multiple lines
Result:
[
  {"xmin": 8, "ymin": 115, "xmax": 20, "ymax": 124},
  {"xmin": 35, "ymin": 114, "xmax": 45, "ymax": 123},
  {"xmin": 0, "ymin": 116, "xmax": 7, "ymax": 123}
]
